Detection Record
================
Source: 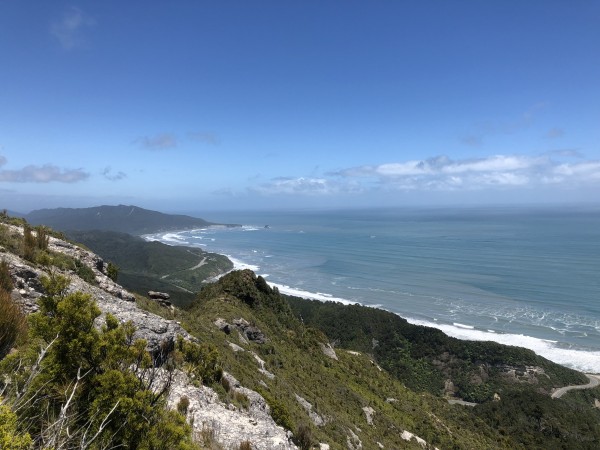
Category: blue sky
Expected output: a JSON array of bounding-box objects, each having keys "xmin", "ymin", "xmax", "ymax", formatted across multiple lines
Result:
[{"xmin": 1, "ymin": 1, "xmax": 599, "ymax": 213}]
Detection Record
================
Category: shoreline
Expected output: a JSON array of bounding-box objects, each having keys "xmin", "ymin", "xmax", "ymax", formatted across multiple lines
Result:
[{"xmin": 147, "ymin": 229, "xmax": 600, "ymax": 374}]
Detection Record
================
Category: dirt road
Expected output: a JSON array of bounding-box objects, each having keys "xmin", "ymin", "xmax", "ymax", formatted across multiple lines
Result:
[{"xmin": 551, "ymin": 374, "xmax": 600, "ymax": 399}]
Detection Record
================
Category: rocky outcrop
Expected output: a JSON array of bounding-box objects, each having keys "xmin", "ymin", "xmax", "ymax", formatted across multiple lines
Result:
[
  {"xmin": 320, "ymin": 342, "xmax": 338, "ymax": 360},
  {"xmin": 215, "ymin": 317, "xmax": 267, "ymax": 344},
  {"xmin": 295, "ymin": 394, "xmax": 326, "ymax": 427},
  {"xmin": 168, "ymin": 371, "xmax": 297, "ymax": 449},
  {"xmin": 2, "ymin": 224, "xmax": 189, "ymax": 356},
  {"xmin": 148, "ymin": 291, "xmax": 171, "ymax": 301}
]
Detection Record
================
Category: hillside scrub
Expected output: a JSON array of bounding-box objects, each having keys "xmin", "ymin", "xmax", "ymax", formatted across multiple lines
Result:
[
  {"xmin": 0, "ymin": 273, "xmax": 202, "ymax": 449},
  {"xmin": 287, "ymin": 297, "xmax": 587, "ymax": 401},
  {"xmin": 173, "ymin": 271, "xmax": 521, "ymax": 449}
]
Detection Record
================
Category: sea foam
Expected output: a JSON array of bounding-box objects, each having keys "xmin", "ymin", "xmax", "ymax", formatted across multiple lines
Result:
[{"xmin": 406, "ymin": 318, "xmax": 600, "ymax": 373}]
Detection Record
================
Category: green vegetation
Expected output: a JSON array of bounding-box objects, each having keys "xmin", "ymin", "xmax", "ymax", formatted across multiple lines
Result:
[
  {"xmin": 0, "ymin": 273, "xmax": 206, "ymax": 449},
  {"xmin": 1, "ymin": 218, "xmax": 93, "ymax": 284},
  {"xmin": 153, "ymin": 270, "xmax": 598, "ymax": 450},
  {"xmin": 68, "ymin": 230, "xmax": 233, "ymax": 306},
  {"xmin": 287, "ymin": 297, "xmax": 586, "ymax": 402},
  {"xmin": 164, "ymin": 271, "xmax": 515, "ymax": 448},
  {"xmin": 0, "ymin": 262, "xmax": 27, "ymax": 360}
]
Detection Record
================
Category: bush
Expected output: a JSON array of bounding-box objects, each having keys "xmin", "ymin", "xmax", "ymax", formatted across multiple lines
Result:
[
  {"xmin": 176, "ymin": 336, "xmax": 223, "ymax": 385},
  {"xmin": 0, "ymin": 260, "xmax": 13, "ymax": 292},
  {"xmin": 1, "ymin": 277, "xmax": 200, "ymax": 449},
  {"xmin": 107, "ymin": 261, "xmax": 119, "ymax": 281},
  {"xmin": 0, "ymin": 291, "xmax": 27, "ymax": 359},
  {"xmin": 257, "ymin": 389, "xmax": 293, "ymax": 431},
  {"xmin": 22, "ymin": 225, "xmax": 35, "ymax": 261},
  {"xmin": 0, "ymin": 402, "xmax": 32, "ymax": 449},
  {"xmin": 294, "ymin": 424, "xmax": 313, "ymax": 450},
  {"xmin": 177, "ymin": 396, "xmax": 190, "ymax": 415},
  {"xmin": 74, "ymin": 259, "xmax": 97, "ymax": 284}
]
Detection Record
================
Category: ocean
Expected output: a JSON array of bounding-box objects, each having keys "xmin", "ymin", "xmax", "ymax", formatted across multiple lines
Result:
[{"xmin": 144, "ymin": 206, "xmax": 600, "ymax": 373}]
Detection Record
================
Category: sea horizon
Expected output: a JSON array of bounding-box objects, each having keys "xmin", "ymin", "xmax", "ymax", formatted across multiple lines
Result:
[{"xmin": 144, "ymin": 205, "xmax": 600, "ymax": 373}]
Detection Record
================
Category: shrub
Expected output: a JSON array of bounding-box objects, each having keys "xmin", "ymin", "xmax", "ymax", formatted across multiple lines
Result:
[
  {"xmin": 107, "ymin": 261, "xmax": 119, "ymax": 281},
  {"xmin": 294, "ymin": 423, "xmax": 313, "ymax": 450},
  {"xmin": 34, "ymin": 225, "xmax": 49, "ymax": 251},
  {"xmin": 0, "ymin": 291, "xmax": 27, "ymax": 359},
  {"xmin": 239, "ymin": 441, "xmax": 252, "ymax": 450},
  {"xmin": 22, "ymin": 225, "xmax": 35, "ymax": 261},
  {"xmin": 257, "ymin": 389, "xmax": 293, "ymax": 431},
  {"xmin": 74, "ymin": 259, "xmax": 97, "ymax": 284},
  {"xmin": 176, "ymin": 336, "xmax": 223, "ymax": 385},
  {"xmin": 0, "ymin": 260, "xmax": 12, "ymax": 292},
  {"xmin": 0, "ymin": 402, "xmax": 32, "ymax": 449},
  {"xmin": 177, "ymin": 396, "xmax": 190, "ymax": 415}
]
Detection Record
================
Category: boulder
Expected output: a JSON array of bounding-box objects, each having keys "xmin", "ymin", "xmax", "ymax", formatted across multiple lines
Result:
[{"xmin": 148, "ymin": 291, "xmax": 171, "ymax": 300}]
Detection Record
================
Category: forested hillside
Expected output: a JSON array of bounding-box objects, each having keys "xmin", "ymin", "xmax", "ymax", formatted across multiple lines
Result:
[{"xmin": 68, "ymin": 230, "xmax": 232, "ymax": 306}]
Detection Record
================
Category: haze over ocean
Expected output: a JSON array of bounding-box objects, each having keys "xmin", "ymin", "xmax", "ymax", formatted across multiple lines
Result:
[{"xmin": 144, "ymin": 206, "xmax": 600, "ymax": 373}]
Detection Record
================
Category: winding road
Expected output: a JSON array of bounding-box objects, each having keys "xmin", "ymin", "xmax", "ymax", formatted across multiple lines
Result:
[
  {"xmin": 551, "ymin": 374, "xmax": 600, "ymax": 399},
  {"xmin": 448, "ymin": 374, "xmax": 600, "ymax": 406}
]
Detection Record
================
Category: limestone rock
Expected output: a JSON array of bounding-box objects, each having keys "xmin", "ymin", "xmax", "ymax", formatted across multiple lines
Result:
[
  {"xmin": 148, "ymin": 291, "xmax": 170, "ymax": 300},
  {"xmin": 295, "ymin": 394, "xmax": 325, "ymax": 426},
  {"xmin": 168, "ymin": 371, "xmax": 297, "ymax": 449},
  {"xmin": 320, "ymin": 342, "xmax": 338, "ymax": 360},
  {"xmin": 215, "ymin": 317, "xmax": 267, "ymax": 344},
  {"xmin": 233, "ymin": 318, "xmax": 267, "ymax": 344},
  {"xmin": 362, "ymin": 406, "xmax": 375, "ymax": 426}
]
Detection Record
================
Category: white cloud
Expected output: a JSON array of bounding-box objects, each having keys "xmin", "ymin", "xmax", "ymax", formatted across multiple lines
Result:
[
  {"xmin": 441, "ymin": 155, "xmax": 537, "ymax": 174},
  {"xmin": 0, "ymin": 164, "xmax": 89, "ymax": 183},
  {"xmin": 51, "ymin": 7, "xmax": 95, "ymax": 50},
  {"xmin": 334, "ymin": 153, "xmax": 600, "ymax": 193},
  {"xmin": 246, "ymin": 153, "xmax": 600, "ymax": 200},
  {"xmin": 251, "ymin": 177, "xmax": 351, "ymax": 196},
  {"xmin": 553, "ymin": 161, "xmax": 600, "ymax": 179}
]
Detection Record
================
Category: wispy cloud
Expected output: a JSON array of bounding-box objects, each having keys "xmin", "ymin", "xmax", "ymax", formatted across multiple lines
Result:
[
  {"xmin": 545, "ymin": 127, "xmax": 565, "ymax": 139},
  {"xmin": 50, "ymin": 7, "xmax": 95, "ymax": 50},
  {"xmin": 135, "ymin": 133, "xmax": 178, "ymax": 150},
  {"xmin": 251, "ymin": 177, "xmax": 335, "ymax": 195},
  {"xmin": 250, "ymin": 176, "xmax": 363, "ymax": 196},
  {"xmin": 0, "ymin": 159, "xmax": 89, "ymax": 183},
  {"xmin": 102, "ymin": 167, "xmax": 126, "ymax": 181},
  {"xmin": 461, "ymin": 103, "xmax": 548, "ymax": 147},
  {"xmin": 188, "ymin": 132, "xmax": 220, "ymax": 146}
]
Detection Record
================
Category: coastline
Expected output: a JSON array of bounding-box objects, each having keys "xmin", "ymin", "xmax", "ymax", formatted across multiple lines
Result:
[
  {"xmin": 224, "ymin": 255, "xmax": 600, "ymax": 374},
  {"xmin": 145, "ymin": 226, "xmax": 600, "ymax": 374}
]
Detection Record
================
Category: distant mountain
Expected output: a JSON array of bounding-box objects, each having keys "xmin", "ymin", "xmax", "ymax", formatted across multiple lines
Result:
[{"xmin": 25, "ymin": 204, "xmax": 236, "ymax": 235}]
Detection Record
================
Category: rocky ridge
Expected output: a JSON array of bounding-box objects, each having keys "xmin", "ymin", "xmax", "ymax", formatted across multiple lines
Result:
[{"xmin": 1, "ymin": 224, "xmax": 297, "ymax": 450}]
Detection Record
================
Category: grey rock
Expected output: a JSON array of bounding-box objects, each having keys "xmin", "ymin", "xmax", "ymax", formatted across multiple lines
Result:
[{"xmin": 168, "ymin": 371, "xmax": 297, "ymax": 450}]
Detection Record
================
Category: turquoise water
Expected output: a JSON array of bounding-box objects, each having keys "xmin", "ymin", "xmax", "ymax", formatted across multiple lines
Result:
[{"xmin": 145, "ymin": 206, "xmax": 600, "ymax": 372}]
